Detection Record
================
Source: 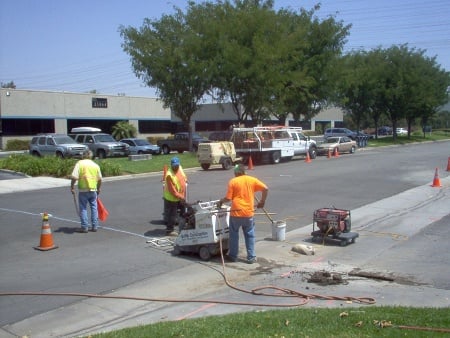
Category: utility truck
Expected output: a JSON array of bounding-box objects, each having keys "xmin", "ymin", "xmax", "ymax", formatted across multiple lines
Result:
[{"xmin": 230, "ymin": 126, "xmax": 316, "ymax": 164}]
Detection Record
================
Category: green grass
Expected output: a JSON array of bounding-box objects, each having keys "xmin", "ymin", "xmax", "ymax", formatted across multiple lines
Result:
[
  {"xmin": 114, "ymin": 153, "xmax": 199, "ymax": 175},
  {"xmin": 367, "ymin": 130, "xmax": 450, "ymax": 147},
  {"xmin": 90, "ymin": 306, "xmax": 450, "ymax": 337}
]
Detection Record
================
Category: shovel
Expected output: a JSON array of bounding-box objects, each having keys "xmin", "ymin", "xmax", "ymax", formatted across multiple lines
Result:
[{"xmin": 255, "ymin": 196, "xmax": 275, "ymax": 224}]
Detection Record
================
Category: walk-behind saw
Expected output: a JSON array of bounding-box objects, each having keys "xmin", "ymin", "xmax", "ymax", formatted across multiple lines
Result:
[
  {"xmin": 172, "ymin": 200, "xmax": 230, "ymax": 261},
  {"xmin": 311, "ymin": 206, "xmax": 358, "ymax": 246}
]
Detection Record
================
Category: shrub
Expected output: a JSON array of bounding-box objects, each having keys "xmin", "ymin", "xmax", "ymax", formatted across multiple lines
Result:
[
  {"xmin": 0, "ymin": 154, "xmax": 121, "ymax": 178},
  {"xmin": 97, "ymin": 160, "xmax": 122, "ymax": 177},
  {"xmin": 6, "ymin": 139, "xmax": 30, "ymax": 151}
]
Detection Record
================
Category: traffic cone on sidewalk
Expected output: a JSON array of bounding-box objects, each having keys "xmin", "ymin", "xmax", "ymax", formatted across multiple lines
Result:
[
  {"xmin": 247, "ymin": 156, "xmax": 254, "ymax": 170},
  {"xmin": 447, "ymin": 157, "xmax": 450, "ymax": 172},
  {"xmin": 305, "ymin": 151, "xmax": 312, "ymax": 163},
  {"xmin": 332, "ymin": 147, "xmax": 340, "ymax": 157},
  {"xmin": 431, "ymin": 167, "xmax": 442, "ymax": 188},
  {"xmin": 327, "ymin": 148, "xmax": 332, "ymax": 159},
  {"xmin": 34, "ymin": 212, "xmax": 58, "ymax": 251}
]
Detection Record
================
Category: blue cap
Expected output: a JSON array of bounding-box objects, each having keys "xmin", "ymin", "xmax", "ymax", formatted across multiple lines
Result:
[{"xmin": 171, "ymin": 157, "xmax": 180, "ymax": 166}]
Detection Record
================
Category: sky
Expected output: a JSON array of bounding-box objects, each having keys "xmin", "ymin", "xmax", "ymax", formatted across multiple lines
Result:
[{"xmin": 1, "ymin": 0, "xmax": 449, "ymax": 98}]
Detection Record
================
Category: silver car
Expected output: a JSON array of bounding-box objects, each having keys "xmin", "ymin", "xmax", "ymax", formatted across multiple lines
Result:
[
  {"xmin": 29, "ymin": 134, "xmax": 89, "ymax": 158},
  {"xmin": 120, "ymin": 138, "xmax": 161, "ymax": 155},
  {"xmin": 317, "ymin": 136, "xmax": 357, "ymax": 155}
]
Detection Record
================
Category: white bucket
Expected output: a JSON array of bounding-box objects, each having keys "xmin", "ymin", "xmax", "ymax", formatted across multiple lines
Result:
[{"xmin": 271, "ymin": 220, "xmax": 286, "ymax": 241}]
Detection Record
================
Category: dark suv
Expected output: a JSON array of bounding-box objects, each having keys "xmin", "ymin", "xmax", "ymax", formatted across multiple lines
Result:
[
  {"xmin": 324, "ymin": 128, "xmax": 357, "ymax": 140},
  {"xmin": 69, "ymin": 132, "xmax": 129, "ymax": 159},
  {"xmin": 29, "ymin": 134, "xmax": 89, "ymax": 158}
]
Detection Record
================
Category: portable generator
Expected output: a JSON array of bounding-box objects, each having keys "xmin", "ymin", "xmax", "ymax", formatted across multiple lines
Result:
[
  {"xmin": 311, "ymin": 207, "xmax": 358, "ymax": 246},
  {"xmin": 173, "ymin": 200, "xmax": 230, "ymax": 261}
]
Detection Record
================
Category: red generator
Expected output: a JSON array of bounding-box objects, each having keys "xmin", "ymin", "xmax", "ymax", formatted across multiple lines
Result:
[{"xmin": 311, "ymin": 207, "xmax": 358, "ymax": 246}]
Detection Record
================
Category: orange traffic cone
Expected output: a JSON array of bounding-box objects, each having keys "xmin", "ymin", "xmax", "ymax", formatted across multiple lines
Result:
[
  {"xmin": 327, "ymin": 148, "xmax": 332, "ymax": 159},
  {"xmin": 447, "ymin": 157, "xmax": 450, "ymax": 172},
  {"xmin": 431, "ymin": 167, "xmax": 442, "ymax": 188},
  {"xmin": 34, "ymin": 213, "xmax": 58, "ymax": 251},
  {"xmin": 247, "ymin": 156, "xmax": 254, "ymax": 170},
  {"xmin": 332, "ymin": 147, "xmax": 340, "ymax": 157},
  {"xmin": 305, "ymin": 151, "xmax": 311, "ymax": 163}
]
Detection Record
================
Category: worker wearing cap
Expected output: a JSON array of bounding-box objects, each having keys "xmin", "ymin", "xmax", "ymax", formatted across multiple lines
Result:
[
  {"xmin": 163, "ymin": 157, "xmax": 187, "ymax": 236},
  {"xmin": 219, "ymin": 163, "xmax": 268, "ymax": 264},
  {"xmin": 70, "ymin": 150, "xmax": 102, "ymax": 233}
]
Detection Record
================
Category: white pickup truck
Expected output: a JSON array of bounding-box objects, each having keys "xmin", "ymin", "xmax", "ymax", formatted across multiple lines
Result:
[
  {"xmin": 286, "ymin": 127, "xmax": 317, "ymax": 159},
  {"xmin": 230, "ymin": 126, "xmax": 317, "ymax": 164}
]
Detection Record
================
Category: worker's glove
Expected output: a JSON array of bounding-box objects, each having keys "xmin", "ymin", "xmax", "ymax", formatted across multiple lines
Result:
[
  {"xmin": 216, "ymin": 200, "xmax": 223, "ymax": 209},
  {"xmin": 256, "ymin": 201, "xmax": 265, "ymax": 209}
]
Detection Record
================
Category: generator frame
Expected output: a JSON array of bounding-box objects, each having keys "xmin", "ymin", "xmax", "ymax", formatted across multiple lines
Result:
[{"xmin": 311, "ymin": 207, "xmax": 358, "ymax": 246}]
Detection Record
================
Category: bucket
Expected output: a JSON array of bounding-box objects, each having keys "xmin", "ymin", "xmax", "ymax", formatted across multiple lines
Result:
[{"xmin": 271, "ymin": 220, "xmax": 286, "ymax": 241}]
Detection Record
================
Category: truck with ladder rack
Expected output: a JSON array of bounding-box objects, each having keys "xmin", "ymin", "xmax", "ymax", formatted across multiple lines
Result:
[{"xmin": 230, "ymin": 126, "xmax": 316, "ymax": 164}]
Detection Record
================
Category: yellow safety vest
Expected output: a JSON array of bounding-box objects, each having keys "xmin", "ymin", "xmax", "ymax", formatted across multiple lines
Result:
[
  {"xmin": 77, "ymin": 160, "xmax": 100, "ymax": 191},
  {"xmin": 163, "ymin": 167, "xmax": 186, "ymax": 202}
]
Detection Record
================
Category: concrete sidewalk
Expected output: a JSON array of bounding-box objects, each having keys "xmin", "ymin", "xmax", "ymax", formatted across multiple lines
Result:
[{"xmin": 1, "ymin": 175, "xmax": 450, "ymax": 338}]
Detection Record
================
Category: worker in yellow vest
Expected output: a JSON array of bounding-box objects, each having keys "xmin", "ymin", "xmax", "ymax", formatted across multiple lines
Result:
[
  {"xmin": 70, "ymin": 150, "xmax": 102, "ymax": 233},
  {"xmin": 163, "ymin": 157, "xmax": 187, "ymax": 236}
]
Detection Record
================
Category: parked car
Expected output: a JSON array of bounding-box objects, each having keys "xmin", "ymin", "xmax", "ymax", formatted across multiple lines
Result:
[
  {"xmin": 119, "ymin": 138, "xmax": 160, "ymax": 155},
  {"xmin": 377, "ymin": 126, "xmax": 393, "ymax": 135},
  {"xmin": 29, "ymin": 134, "xmax": 89, "ymax": 158},
  {"xmin": 324, "ymin": 128, "xmax": 357, "ymax": 140},
  {"xmin": 69, "ymin": 128, "xmax": 129, "ymax": 159},
  {"xmin": 317, "ymin": 136, "xmax": 357, "ymax": 155},
  {"xmin": 208, "ymin": 131, "xmax": 232, "ymax": 142},
  {"xmin": 156, "ymin": 132, "xmax": 209, "ymax": 154},
  {"xmin": 396, "ymin": 128, "xmax": 408, "ymax": 135}
]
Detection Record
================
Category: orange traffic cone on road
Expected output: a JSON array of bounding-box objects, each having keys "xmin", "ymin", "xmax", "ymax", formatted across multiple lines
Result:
[
  {"xmin": 247, "ymin": 156, "xmax": 254, "ymax": 170},
  {"xmin": 332, "ymin": 147, "xmax": 340, "ymax": 158},
  {"xmin": 34, "ymin": 213, "xmax": 58, "ymax": 251},
  {"xmin": 327, "ymin": 148, "xmax": 332, "ymax": 158},
  {"xmin": 305, "ymin": 151, "xmax": 312, "ymax": 163},
  {"xmin": 447, "ymin": 157, "xmax": 450, "ymax": 172},
  {"xmin": 431, "ymin": 167, "xmax": 442, "ymax": 188}
]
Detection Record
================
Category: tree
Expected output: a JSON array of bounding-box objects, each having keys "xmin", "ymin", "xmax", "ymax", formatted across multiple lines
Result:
[
  {"xmin": 278, "ymin": 7, "xmax": 350, "ymax": 126},
  {"xmin": 1, "ymin": 81, "xmax": 16, "ymax": 89},
  {"xmin": 336, "ymin": 45, "xmax": 450, "ymax": 140},
  {"xmin": 335, "ymin": 51, "xmax": 377, "ymax": 134},
  {"xmin": 206, "ymin": 0, "xmax": 282, "ymax": 124},
  {"xmin": 120, "ymin": 5, "xmax": 213, "ymax": 150},
  {"xmin": 111, "ymin": 121, "xmax": 137, "ymax": 140}
]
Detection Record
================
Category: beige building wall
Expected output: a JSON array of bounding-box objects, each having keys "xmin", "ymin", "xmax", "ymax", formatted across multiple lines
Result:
[{"xmin": 0, "ymin": 89, "xmax": 171, "ymax": 120}]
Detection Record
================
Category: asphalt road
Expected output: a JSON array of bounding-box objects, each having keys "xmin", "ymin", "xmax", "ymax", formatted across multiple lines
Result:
[{"xmin": 0, "ymin": 141, "xmax": 449, "ymax": 332}]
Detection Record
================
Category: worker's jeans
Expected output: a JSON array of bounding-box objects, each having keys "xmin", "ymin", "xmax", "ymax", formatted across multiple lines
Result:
[
  {"xmin": 78, "ymin": 191, "xmax": 99, "ymax": 230},
  {"xmin": 228, "ymin": 216, "xmax": 256, "ymax": 260},
  {"xmin": 164, "ymin": 198, "xmax": 180, "ymax": 232}
]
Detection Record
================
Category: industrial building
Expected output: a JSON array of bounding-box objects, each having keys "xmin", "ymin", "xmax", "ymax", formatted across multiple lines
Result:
[{"xmin": 0, "ymin": 88, "xmax": 343, "ymax": 149}]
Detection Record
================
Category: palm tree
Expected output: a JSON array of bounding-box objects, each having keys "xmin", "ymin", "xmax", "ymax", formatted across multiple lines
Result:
[{"xmin": 111, "ymin": 121, "xmax": 137, "ymax": 140}]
